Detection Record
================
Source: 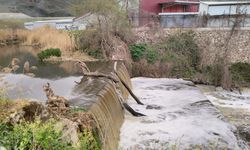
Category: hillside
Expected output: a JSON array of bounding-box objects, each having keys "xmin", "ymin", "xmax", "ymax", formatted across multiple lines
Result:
[{"xmin": 0, "ymin": 0, "xmax": 74, "ymax": 17}]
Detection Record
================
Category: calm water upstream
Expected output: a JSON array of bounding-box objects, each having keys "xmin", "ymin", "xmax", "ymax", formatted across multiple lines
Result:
[{"xmin": 0, "ymin": 46, "xmax": 116, "ymax": 109}]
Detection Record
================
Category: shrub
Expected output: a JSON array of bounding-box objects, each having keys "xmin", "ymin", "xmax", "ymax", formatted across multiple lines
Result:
[
  {"xmin": 230, "ymin": 62, "xmax": 250, "ymax": 86},
  {"xmin": 129, "ymin": 44, "xmax": 146, "ymax": 61},
  {"xmin": 146, "ymin": 48, "xmax": 158, "ymax": 64},
  {"xmin": 80, "ymin": 129, "xmax": 101, "ymax": 150},
  {"xmin": 162, "ymin": 31, "xmax": 200, "ymax": 69},
  {"xmin": 0, "ymin": 118, "xmax": 102, "ymax": 150},
  {"xmin": 37, "ymin": 48, "xmax": 61, "ymax": 61},
  {"xmin": 87, "ymin": 49, "xmax": 103, "ymax": 59},
  {"xmin": 0, "ymin": 119, "xmax": 72, "ymax": 150}
]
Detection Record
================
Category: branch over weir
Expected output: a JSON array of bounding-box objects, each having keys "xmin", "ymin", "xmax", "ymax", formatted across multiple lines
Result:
[{"xmin": 77, "ymin": 61, "xmax": 145, "ymax": 117}]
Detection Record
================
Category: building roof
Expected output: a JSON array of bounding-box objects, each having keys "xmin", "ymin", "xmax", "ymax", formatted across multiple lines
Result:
[
  {"xmin": 35, "ymin": 18, "xmax": 74, "ymax": 23},
  {"xmin": 200, "ymin": 1, "xmax": 250, "ymax": 6},
  {"xmin": 159, "ymin": 0, "xmax": 200, "ymax": 5},
  {"xmin": 0, "ymin": 13, "xmax": 32, "ymax": 19},
  {"xmin": 159, "ymin": 12, "xmax": 199, "ymax": 15}
]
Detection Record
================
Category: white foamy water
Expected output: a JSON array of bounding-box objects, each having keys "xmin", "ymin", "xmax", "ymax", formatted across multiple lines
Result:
[
  {"xmin": 199, "ymin": 85, "xmax": 250, "ymax": 111},
  {"xmin": 119, "ymin": 78, "xmax": 248, "ymax": 150}
]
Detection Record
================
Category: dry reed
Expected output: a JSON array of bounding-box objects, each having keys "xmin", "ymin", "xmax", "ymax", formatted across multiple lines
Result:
[
  {"xmin": 24, "ymin": 26, "xmax": 75, "ymax": 52},
  {"xmin": 0, "ymin": 26, "xmax": 75, "ymax": 52}
]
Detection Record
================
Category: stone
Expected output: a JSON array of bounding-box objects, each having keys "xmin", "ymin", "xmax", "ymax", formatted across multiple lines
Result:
[
  {"xmin": 238, "ymin": 125, "xmax": 250, "ymax": 142},
  {"xmin": 55, "ymin": 118, "xmax": 79, "ymax": 146},
  {"xmin": 12, "ymin": 65, "xmax": 20, "ymax": 72},
  {"xmin": 30, "ymin": 66, "xmax": 38, "ymax": 71},
  {"xmin": 25, "ymin": 73, "xmax": 35, "ymax": 77},
  {"xmin": 1, "ymin": 67, "xmax": 12, "ymax": 73},
  {"xmin": 8, "ymin": 110, "xmax": 25, "ymax": 125},
  {"xmin": 146, "ymin": 105, "xmax": 162, "ymax": 110},
  {"xmin": 23, "ymin": 61, "xmax": 30, "ymax": 73},
  {"xmin": 11, "ymin": 58, "xmax": 20, "ymax": 67}
]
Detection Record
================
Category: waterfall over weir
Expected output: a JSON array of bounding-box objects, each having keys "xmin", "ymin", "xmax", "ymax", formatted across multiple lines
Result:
[
  {"xmin": 88, "ymin": 62, "xmax": 132, "ymax": 150},
  {"xmin": 0, "ymin": 59, "xmax": 132, "ymax": 150}
]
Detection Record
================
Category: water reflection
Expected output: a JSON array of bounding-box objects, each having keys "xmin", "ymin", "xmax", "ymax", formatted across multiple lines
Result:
[{"xmin": 0, "ymin": 46, "xmax": 119, "ymax": 109}]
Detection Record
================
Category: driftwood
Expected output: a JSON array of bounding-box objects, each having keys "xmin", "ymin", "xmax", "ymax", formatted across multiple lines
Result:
[
  {"xmin": 113, "ymin": 61, "xmax": 144, "ymax": 105},
  {"xmin": 78, "ymin": 61, "xmax": 119, "ymax": 83},
  {"xmin": 122, "ymin": 102, "xmax": 146, "ymax": 117},
  {"xmin": 115, "ymin": 73, "xmax": 144, "ymax": 105},
  {"xmin": 77, "ymin": 61, "xmax": 145, "ymax": 117}
]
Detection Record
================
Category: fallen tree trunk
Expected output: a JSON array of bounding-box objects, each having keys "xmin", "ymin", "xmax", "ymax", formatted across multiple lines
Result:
[
  {"xmin": 122, "ymin": 102, "xmax": 146, "ymax": 117},
  {"xmin": 115, "ymin": 73, "xmax": 144, "ymax": 105},
  {"xmin": 77, "ymin": 61, "xmax": 146, "ymax": 117},
  {"xmin": 82, "ymin": 72, "xmax": 119, "ymax": 83},
  {"xmin": 113, "ymin": 61, "xmax": 144, "ymax": 105}
]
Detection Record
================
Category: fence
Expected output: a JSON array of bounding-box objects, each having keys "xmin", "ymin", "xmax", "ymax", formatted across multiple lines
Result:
[{"xmin": 129, "ymin": 14, "xmax": 250, "ymax": 28}]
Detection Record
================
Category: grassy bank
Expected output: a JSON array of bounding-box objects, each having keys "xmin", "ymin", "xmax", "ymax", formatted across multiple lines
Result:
[{"xmin": 0, "ymin": 90, "xmax": 101, "ymax": 150}]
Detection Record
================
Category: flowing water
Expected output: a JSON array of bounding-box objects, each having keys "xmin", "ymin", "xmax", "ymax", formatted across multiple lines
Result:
[
  {"xmin": 198, "ymin": 85, "xmax": 250, "ymax": 140},
  {"xmin": 0, "ymin": 46, "xmax": 132, "ymax": 150},
  {"xmin": 3, "ymin": 46, "xmax": 249, "ymax": 150},
  {"xmin": 119, "ymin": 78, "xmax": 249, "ymax": 150}
]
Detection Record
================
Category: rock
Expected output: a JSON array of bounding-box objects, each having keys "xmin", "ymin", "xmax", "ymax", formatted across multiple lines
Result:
[
  {"xmin": 146, "ymin": 105, "xmax": 162, "ymax": 110},
  {"xmin": 30, "ymin": 66, "xmax": 38, "ymax": 71},
  {"xmin": 25, "ymin": 73, "xmax": 35, "ymax": 77},
  {"xmin": 70, "ymin": 112, "xmax": 95, "ymax": 132},
  {"xmin": 8, "ymin": 110, "xmax": 25, "ymax": 125},
  {"xmin": 12, "ymin": 65, "xmax": 20, "ymax": 72},
  {"xmin": 55, "ymin": 118, "xmax": 79, "ymax": 146},
  {"xmin": 6, "ymin": 101, "xmax": 48, "ymax": 125},
  {"xmin": 1, "ymin": 67, "xmax": 13, "ymax": 73},
  {"xmin": 23, "ymin": 61, "xmax": 30, "ymax": 73},
  {"xmin": 11, "ymin": 58, "xmax": 20, "ymax": 67},
  {"xmin": 238, "ymin": 126, "xmax": 250, "ymax": 142}
]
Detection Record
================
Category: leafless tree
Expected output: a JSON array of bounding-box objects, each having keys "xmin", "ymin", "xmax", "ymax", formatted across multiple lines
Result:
[{"xmin": 221, "ymin": 4, "xmax": 247, "ymax": 90}]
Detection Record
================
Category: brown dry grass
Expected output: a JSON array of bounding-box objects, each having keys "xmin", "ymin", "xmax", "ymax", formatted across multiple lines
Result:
[
  {"xmin": 0, "ymin": 29, "xmax": 29, "ymax": 41},
  {"xmin": 24, "ymin": 26, "xmax": 74, "ymax": 52},
  {"xmin": 0, "ymin": 26, "xmax": 75, "ymax": 52}
]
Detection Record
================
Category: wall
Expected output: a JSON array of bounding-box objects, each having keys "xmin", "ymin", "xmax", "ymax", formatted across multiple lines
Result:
[
  {"xmin": 159, "ymin": 15, "xmax": 250, "ymax": 28},
  {"xmin": 134, "ymin": 27, "xmax": 250, "ymax": 65},
  {"xmin": 193, "ymin": 28, "xmax": 250, "ymax": 65}
]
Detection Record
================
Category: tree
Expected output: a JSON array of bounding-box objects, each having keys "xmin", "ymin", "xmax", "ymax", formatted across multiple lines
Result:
[
  {"xmin": 70, "ymin": 0, "xmax": 134, "ymax": 60},
  {"xmin": 221, "ymin": 4, "xmax": 247, "ymax": 90}
]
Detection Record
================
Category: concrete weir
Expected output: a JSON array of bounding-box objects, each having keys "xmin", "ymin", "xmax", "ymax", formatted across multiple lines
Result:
[
  {"xmin": 86, "ymin": 62, "xmax": 132, "ymax": 150},
  {"xmin": 119, "ymin": 78, "xmax": 249, "ymax": 150}
]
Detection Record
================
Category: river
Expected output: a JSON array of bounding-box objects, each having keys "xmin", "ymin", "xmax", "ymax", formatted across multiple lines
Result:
[{"xmin": 119, "ymin": 78, "xmax": 249, "ymax": 150}]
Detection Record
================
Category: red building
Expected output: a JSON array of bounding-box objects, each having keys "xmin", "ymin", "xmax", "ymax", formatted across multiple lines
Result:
[{"xmin": 139, "ymin": 0, "xmax": 200, "ymax": 25}]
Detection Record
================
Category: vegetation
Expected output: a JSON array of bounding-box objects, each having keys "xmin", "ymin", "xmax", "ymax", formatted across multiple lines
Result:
[
  {"xmin": 70, "ymin": 0, "xmax": 134, "ymax": 59},
  {"xmin": 230, "ymin": 62, "xmax": 250, "ymax": 87},
  {"xmin": 129, "ymin": 44, "xmax": 158, "ymax": 64},
  {"xmin": 129, "ymin": 44, "xmax": 146, "ymax": 61},
  {"xmin": 0, "ymin": 119, "xmax": 73, "ymax": 150},
  {"xmin": 131, "ymin": 31, "xmax": 200, "ymax": 78},
  {"xmin": 37, "ymin": 48, "xmax": 61, "ymax": 61}
]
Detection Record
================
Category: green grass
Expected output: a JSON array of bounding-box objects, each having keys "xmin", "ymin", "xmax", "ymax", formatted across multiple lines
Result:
[
  {"xmin": 37, "ymin": 48, "xmax": 61, "ymax": 61},
  {"xmin": 230, "ymin": 62, "xmax": 250, "ymax": 86},
  {"xmin": 0, "ymin": 118, "xmax": 102, "ymax": 150},
  {"xmin": 129, "ymin": 43, "xmax": 146, "ymax": 61},
  {"xmin": 0, "ymin": 119, "xmax": 73, "ymax": 150}
]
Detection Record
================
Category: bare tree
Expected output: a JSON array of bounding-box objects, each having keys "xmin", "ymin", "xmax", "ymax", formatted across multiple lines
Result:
[{"xmin": 221, "ymin": 4, "xmax": 247, "ymax": 90}]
